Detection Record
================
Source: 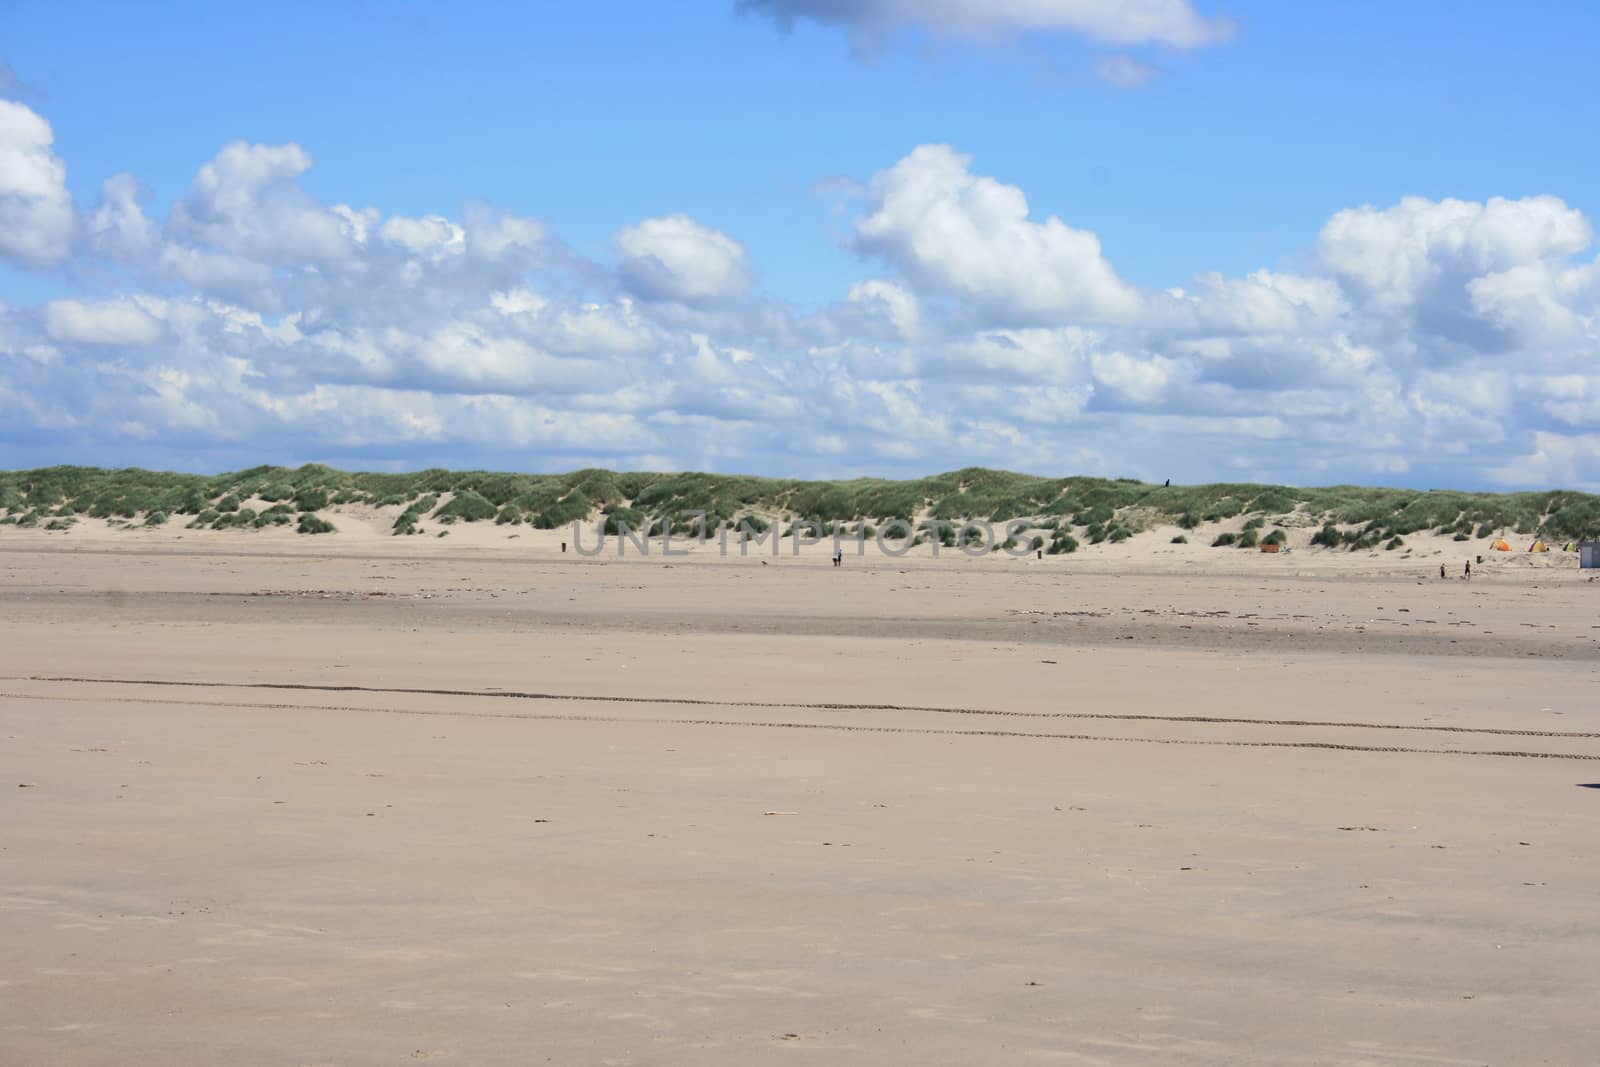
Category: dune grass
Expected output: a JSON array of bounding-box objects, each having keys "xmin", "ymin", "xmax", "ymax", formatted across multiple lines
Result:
[{"xmin": 1, "ymin": 464, "xmax": 1597, "ymax": 545}]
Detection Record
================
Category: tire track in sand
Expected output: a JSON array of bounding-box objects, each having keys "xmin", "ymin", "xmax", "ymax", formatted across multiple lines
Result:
[
  {"xmin": 5, "ymin": 673, "xmax": 1596, "ymax": 741},
  {"xmin": 3, "ymin": 688, "xmax": 1598, "ymax": 762}
]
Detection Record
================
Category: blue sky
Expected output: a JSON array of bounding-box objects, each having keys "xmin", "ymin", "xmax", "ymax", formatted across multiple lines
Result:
[{"xmin": 3, "ymin": 1, "xmax": 1599, "ymax": 488}]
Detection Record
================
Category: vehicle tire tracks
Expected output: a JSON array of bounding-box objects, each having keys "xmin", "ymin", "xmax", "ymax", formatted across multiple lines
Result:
[
  {"xmin": 5, "ymin": 673, "xmax": 1595, "ymax": 741},
  {"xmin": 3, "ymin": 688, "xmax": 1597, "ymax": 763}
]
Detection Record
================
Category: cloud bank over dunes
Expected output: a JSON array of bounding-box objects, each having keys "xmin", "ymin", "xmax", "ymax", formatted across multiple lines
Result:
[{"xmin": 3, "ymin": 96, "xmax": 1599, "ymax": 488}]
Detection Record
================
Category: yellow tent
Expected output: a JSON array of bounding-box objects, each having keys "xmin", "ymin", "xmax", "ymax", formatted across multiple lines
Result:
[
  {"xmin": 1563, "ymin": 542, "xmax": 1576, "ymax": 552},
  {"xmin": 1529, "ymin": 541, "xmax": 1549, "ymax": 552},
  {"xmin": 1491, "ymin": 539, "xmax": 1512, "ymax": 551}
]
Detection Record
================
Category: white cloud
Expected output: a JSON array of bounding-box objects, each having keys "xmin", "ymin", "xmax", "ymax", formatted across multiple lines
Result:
[
  {"xmin": 380, "ymin": 214, "xmax": 466, "ymax": 260},
  {"xmin": 742, "ymin": 0, "xmax": 1234, "ymax": 49},
  {"xmin": 846, "ymin": 279, "xmax": 919, "ymax": 338},
  {"xmin": 547, "ymin": 303, "xmax": 654, "ymax": 355},
  {"xmin": 1490, "ymin": 431, "xmax": 1600, "ymax": 491},
  {"xmin": 167, "ymin": 141, "xmax": 352, "ymax": 263},
  {"xmin": 856, "ymin": 144, "xmax": 1142, "ymax": 325},
  {"xmin": 490, "ymin": 287, "xmax": 548, "ymax": 317},
  {"xmin": 966, "ymin": 383, "xmax": 1092, "ymax": 424},
  {"xmin": 940, "ymin": 326, "xmax": 1099, "ymax": 380},
  {"xmin": 1518, "ymin": 373, "xmax": 1600, "ymax": 431},
  {"xmin": 43, "ymin": 298, "xmax": 165, "ymax": 346},
  {"xmin": 0, "ymin": 99, "xmax": 74, "ymax": 268},
  {"xmin": 1089, "ymin": 349, "xmax": 1184, "ymax": 406},
  {"xmin": 1318, "ymin": 195, "xmax": 1592, "ymax": 318},
  {"xmin": 852, "ymin": 379, "xmax": 949, "ymax": 440},
  {"xmin": 4, "ymin": 107, "xmax": 1600, "ymax": 491},
  {"xmin": 616, "ymin": 214, "xmax": 751, "ymax": 302},
  {"xmin": 331, "ymin": 203, "xmax": 380, "ymax": 244},
  {"xmin": 463, "ymin": 204, "xmax": 543, "ymax": 261},
  {"xmin": 1174, "ymin": 270, "xmax": 1348, "ymax": 336},
  {"xmin": 1467, "ymin": 257, "xmax": 1599, "ymax": 351},
  {"xmin": 85, "ymin": 173, "xmax": 157, "ymax": 260},
  {"xmin": 157, "ymin": 243, "xmax": 276, "ymax": 297}
]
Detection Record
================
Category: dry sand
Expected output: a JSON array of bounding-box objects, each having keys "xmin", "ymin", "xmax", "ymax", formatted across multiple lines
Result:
[{"xmin": 3, "ymin": 526, "xmax": 1598, "ymax": 1065}]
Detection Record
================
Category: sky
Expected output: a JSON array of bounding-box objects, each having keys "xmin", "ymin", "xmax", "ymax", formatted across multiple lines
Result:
[{"xmin": 2, "ymin": 0, "xmax": 1599, "ymax": 489}]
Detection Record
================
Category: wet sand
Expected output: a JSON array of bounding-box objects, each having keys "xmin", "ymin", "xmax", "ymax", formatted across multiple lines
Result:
[{"xmin": 3, "ymin": 537, "xmax": 1597, "ymax": 1064}]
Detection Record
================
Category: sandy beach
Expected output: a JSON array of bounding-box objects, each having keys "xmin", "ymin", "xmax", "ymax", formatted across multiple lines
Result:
[
  {"xmin": 9, "ymin": 0, "xmax": 1600, "ymax": 1060},
  {"xmin": 3, "ymin": 529, "xmax": 1597, "ymax": 1064}
]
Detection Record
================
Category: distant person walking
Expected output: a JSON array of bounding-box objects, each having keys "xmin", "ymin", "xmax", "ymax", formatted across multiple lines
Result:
[
  {"xmin": 833, "ymin": 548, "xmax": 842, "ymax": 568},
  {"xmin": 1464, "ymin": 560, "xmax": 1472, "ymax": 581},
  {"xmin": 1440, "ymin": 563, "xmax": 1446, "ymax": 580}
]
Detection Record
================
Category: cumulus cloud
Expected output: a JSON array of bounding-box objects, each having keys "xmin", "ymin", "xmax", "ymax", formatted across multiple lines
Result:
[
  {"xmin": 43, "ymin": 298, "xmax": 165, "ymax": 346},
  {"xmin": 380, "ymin": 214, "xmax": 466, "ymax": 260},
  {"xmin": 156, "ymin": 244, "xmax": 276, "ymax": 298},
  {"xmin": 1316, "ymin": 195, "xmax": 1594, "ymax": 358},
  {"xmin": 1492, "ymin": 431, "xmax": 1600, "ymax": 489},
  {"xmin": 489, "ymin": 287, "xmax": 548, "ymax": 318},
  {"xmin": 0, "ymin": 99, "xmax": 75, "ymax": 268},
  {"xmin": 1519, "ymin": 374, "xmax": 1600, "ymax": 431},
  {"xmin": 376, "ymin": 322, "xmax": 600, "ymax": 395},
  {"xmin": 846, "ymin": 279, "xmax": 919, "ymax": 338},
  {"xmin": 856, "ymin": 144, "xmax": 1142, "ymax": 325},
  {"xmin": 167, "ymin": 141, "xmax": 353, "ymax": 264},
  {"xmin": 937, "ymin": 326, "xmax": 1100, "ymax": 381},
  {"xmin": 1088, "ymin": 348, "xmax": 1185, "ymax": 407},
  {"xmin": 1319, "ymin": 195, "xmax": 1592, "ymax": 306},
  {"xmin": 740, "ymin": 0, "xmax": 1234, "ymax": 50},
  {"xmin": 4, "ymin": 108, "xmax": 1600, "ymax": 490},
  {"xmin": 1171, "ymin": 270, "xmax": 1349, "ymax": 336},
  {"xmin": 462, "ymin": 204, "xmax": 544, "ymax": 262},
  {"xmin": 85, "ymin": 173, "xmax": 158, "ymax": 260},
  {"xmin": 546, "ymin": 303, "xmax": 654, "ymax": 356},
  {"xmin": 616, "ymin": 214, "xmax": 751, "ymax": 303}
]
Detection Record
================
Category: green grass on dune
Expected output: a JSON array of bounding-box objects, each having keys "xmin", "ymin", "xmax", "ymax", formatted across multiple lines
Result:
[{"xmin": 1, "ymin": 464, "xmax": 1598, "ymax": 543}]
